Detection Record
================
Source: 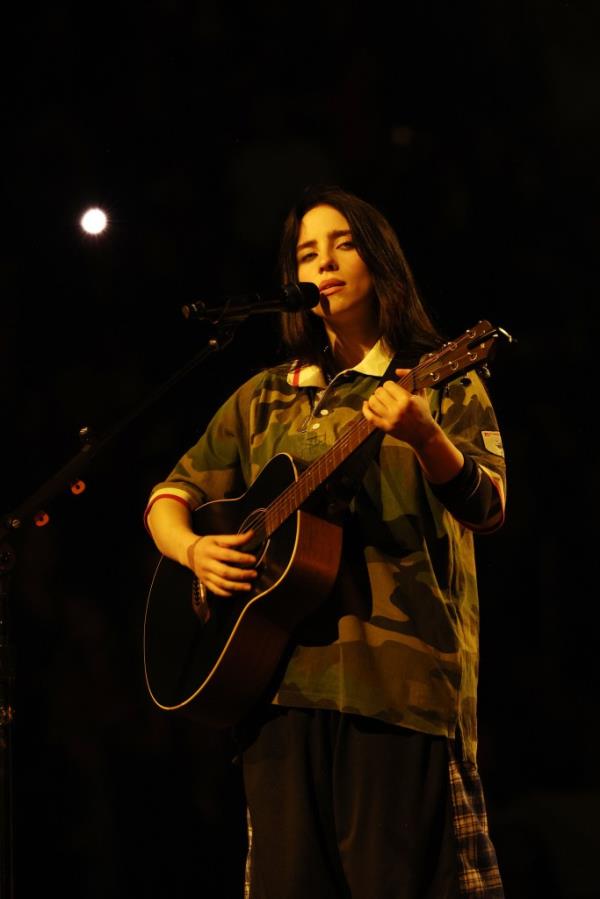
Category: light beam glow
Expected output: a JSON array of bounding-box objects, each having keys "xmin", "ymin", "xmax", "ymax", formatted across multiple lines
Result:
[{"xmin": 80, "ymin": 207, "xmax": 108, "ymax": 235}]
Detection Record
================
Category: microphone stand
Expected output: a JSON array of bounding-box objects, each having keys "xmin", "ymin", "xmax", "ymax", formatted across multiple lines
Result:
[
  {"xmin": 0, "ymin": 545, "xmax": 15, "ymax": 899},
  {"xmin": 0, "ymin": 316, "xmax": 244, "ymax": 899}
]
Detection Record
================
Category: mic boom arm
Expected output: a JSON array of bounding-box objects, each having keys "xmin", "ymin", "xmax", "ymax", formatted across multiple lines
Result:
[{"xmin": 182, "ymin": 282, "xmax": 320, "ymax": 324}]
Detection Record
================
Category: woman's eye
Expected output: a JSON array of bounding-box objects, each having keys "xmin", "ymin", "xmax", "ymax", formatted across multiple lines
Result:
[
  {"xmin": 337, "ymin": 241, "xmax": 354, "ymax": 250},
  {"xmin": 299, "ymin": 252, "xmax": 316, "ymax": 263}
]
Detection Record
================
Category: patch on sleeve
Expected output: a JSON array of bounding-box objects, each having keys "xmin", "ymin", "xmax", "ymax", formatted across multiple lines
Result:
[{"xmin": 481, "ymin": 430, "xmax": 504, "ymax": 456}]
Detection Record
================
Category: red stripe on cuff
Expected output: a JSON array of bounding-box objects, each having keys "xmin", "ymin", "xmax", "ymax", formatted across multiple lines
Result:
[{"xmin": 143, "ymin": 492, "xmax": 192, "ymax": 532}]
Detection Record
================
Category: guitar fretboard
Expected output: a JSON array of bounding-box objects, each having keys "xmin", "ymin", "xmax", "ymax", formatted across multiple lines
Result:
[
  {"xmin": 261, "ymin": 319, "xmax": 502, "ymax": 536},
  {"xmin": 265, "ymin": 414, "xmax": 376, "ymax": 535}
]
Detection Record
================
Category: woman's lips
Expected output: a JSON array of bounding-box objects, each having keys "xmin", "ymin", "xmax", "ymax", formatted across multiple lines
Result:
[{"xmin": 319, "ymin": 280, "xmax": 345, "ymax": 296}]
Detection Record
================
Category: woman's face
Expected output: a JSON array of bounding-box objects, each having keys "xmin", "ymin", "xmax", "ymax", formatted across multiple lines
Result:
[{"xmin": 296, "ymin": 204, "xmax": 376, "ymax": 326}]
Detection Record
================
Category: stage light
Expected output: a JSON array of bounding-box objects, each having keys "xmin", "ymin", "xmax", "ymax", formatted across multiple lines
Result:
[{"xmin": 80, "ymin": 207, "xmax": 108, "ymax": 235}]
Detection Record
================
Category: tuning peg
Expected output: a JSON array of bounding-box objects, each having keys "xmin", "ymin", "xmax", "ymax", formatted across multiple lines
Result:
[{"xmin": 498, "ymin": 326, "xmax": 514, "ymax": 343}]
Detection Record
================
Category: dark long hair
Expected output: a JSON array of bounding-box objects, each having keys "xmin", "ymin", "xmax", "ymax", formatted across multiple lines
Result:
[{"xmin": 278, "ymin": 185, "xmax": 443, "ymax": 364}]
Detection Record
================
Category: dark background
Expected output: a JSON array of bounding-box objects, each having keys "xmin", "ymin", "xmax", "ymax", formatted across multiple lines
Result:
[{"xmin": 2, "ymin": 2, "xmax": 599, "ymax": 897}]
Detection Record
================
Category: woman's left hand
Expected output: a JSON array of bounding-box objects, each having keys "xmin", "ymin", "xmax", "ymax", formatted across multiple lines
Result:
[{"xmin": 362, "ymin": 367, "xmax": 438, "ymax": 451}]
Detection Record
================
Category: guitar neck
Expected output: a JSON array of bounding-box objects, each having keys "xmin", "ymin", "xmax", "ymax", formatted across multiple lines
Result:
[
  {"xmin": 266, "ymin": 414, "xmax": 376, "ymax": 534},
  {"xmin": 263, "ymin": 319, "xmax": 507, "ymax": 536}
]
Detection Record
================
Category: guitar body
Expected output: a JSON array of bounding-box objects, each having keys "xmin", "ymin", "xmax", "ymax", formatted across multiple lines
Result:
[{"xmin": 143, "ymin": 453, "xmax": 343, "ymax": 727}]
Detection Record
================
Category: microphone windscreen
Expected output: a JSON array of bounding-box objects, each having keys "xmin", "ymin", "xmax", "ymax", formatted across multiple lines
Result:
[{"xmin": 281, "ymin": 282, "xmax": 320, "ymax": 311}]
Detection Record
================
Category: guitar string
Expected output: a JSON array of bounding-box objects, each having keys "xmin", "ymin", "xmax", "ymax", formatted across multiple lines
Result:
[
  {"xmin": 249, "ymin": 327, "xmax": 493, "ymax": 543},
  {"xmin": 264, "ymin": 343, "xmax": 459, "ymax": 531},
  {"xmin": 260, "ymin": 335, "xmax": 489, "ymax": 539}
]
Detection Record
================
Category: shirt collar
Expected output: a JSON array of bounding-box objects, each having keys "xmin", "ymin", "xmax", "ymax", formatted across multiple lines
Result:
[{"xmin": 286, "ymin": 338, "xmax": 393, "ymax": 388}]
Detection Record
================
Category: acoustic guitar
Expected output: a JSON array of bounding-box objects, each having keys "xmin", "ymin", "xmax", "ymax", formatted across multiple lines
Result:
[{"xmin": 143, "ymin": 320, "xmax": 508, "ymax": 727}]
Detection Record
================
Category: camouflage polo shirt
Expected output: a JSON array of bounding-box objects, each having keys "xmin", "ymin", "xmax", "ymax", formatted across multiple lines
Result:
[{"xmin": 147, "ymin": 340, "xmax": 506, "ymax": 762}]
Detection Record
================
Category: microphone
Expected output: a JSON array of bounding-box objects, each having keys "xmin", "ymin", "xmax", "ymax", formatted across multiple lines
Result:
[{"xmin": 182, "ymin": 282, "xmax": 321, "ymax": 323}]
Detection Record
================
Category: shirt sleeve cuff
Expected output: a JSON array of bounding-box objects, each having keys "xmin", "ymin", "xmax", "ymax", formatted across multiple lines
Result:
[
  {"xmin": 143, "ymin": 491, "xmax": 193, "ymax": 533},
  {"xmin": 428, "ymin": 455, "xmax": 494, "ymax": 527}
]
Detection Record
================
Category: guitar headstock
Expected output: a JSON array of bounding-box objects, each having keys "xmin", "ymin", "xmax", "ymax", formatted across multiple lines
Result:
[{"xmin": 404, "ymin": 320, "xmax": 513, "ymax": 392}]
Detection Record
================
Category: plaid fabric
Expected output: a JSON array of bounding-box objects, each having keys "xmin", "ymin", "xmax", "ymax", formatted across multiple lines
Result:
[
  {"xmin": 448, "ymin": 740, "xmax": 505, "ymax": 897},
  {"xmin": 244, "ymin": 808, "xmax": 252, "ymax": 899},
  {"xmin": 244, "ymin": 737, "xmax": 504, "ymax": 897},
  {"xmin": 244, "ymin": 740, "xmax": 504, "ymax": 899}
]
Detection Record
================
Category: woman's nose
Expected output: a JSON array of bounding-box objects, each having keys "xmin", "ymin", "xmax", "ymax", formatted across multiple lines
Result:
[{"xmin": 319, "ymin": 254, "xmax": 338, "ymax": 273}]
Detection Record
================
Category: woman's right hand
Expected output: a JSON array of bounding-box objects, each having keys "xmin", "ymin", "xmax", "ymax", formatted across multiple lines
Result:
[{"xmin": 184, "ymin": 530, "xmax": 258, "ymax": 597}]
